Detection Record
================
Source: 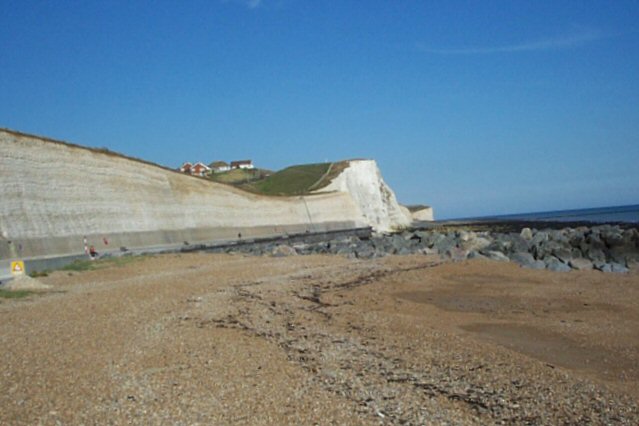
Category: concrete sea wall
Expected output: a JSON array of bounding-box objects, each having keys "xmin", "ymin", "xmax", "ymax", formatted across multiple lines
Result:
[{"xmin": 0, "ymin": 129, "xmax": 409, "ymax": 260}]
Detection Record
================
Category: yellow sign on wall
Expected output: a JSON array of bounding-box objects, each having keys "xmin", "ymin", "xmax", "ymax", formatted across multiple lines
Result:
[{"xmin": 11, "ymin": 260, "xmax": 25, "ymax": 275}]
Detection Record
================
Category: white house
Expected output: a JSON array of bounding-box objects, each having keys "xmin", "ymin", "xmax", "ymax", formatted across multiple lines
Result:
[
  {"xmin": 230, "ymin": 160, "xmax": 254, "ymax": 170},
  {"xmin": 209, "ymin": 161, "xmax": 231, "ymax": 173}
]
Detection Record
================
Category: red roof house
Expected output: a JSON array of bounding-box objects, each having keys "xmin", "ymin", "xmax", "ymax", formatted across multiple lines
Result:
[
  {"xmin": 191, "ymin": 162, "xmax": 211, "ymax": 176},
  {"xmin": 179, "ymin": 162, "xmax": 192, "ymax": 173}
]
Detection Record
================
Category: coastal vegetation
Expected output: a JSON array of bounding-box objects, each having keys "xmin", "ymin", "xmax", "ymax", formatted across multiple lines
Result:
[
  {"xmin": 61, "ymin": 255, "xmax": 151, "ymax": 272},
  {"xmin": 0, "ymin": 288, "xmax": 31, "ymax": 299},
  {"xmin": 208, "ymin": 168, "xmax": 271, "ymax": 185},
  {"xmin": 209, "ymin": 161, "xmax": 350, "ymax": 196},
  {"xmin": 245, "ymin": 162, "xmax": 331, "ymax": 195}
]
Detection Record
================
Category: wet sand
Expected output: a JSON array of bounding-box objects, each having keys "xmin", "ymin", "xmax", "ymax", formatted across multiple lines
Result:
[{"xmin": 1, "ymin": 253, "xmax": 638, "ymax": 424}]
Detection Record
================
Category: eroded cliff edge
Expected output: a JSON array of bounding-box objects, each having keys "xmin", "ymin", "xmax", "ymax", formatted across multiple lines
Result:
[
  {"xmin": 313, "ymin": 160, "xmax": 412, "ymax": 232},
  {"xmin": 0, "ymin": 129, "xmax": 412, "ymax": 259}
]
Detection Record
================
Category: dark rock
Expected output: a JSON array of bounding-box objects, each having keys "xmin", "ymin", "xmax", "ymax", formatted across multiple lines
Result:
[
  {"xmin": 396, "ymin": 246, "xmax": 414, "ymax": 256},
  {"xmin": 374, "ymin": 247, "xmax": 390, "ymax": 257},
  {"xmin": 400, "ymin": 231, "xmax": 416, "ymax": 240},
  {"xmin": 485, "ymin": 250, "xmax": 509, "ymax": 262},
  {"xmin": 531, "ymin": 260, "xmax": 547, "ymax": 270},
  {"xmin": 552, "ymin": 246, "xmax": 573, "ymax": 263},
  {"xmin": 533, "ymin": 240, "xmax": 563, "ymax": 260},
  {"xmin": 548, "ymin": 229, "xmax": 569, "ymax": 243},
  {"xmin": 335, "ymin": 246, "xmax": 354, "ymax": 256},
  {"xmin": 571, "ymin": 248, "xmax": 583, "ymax": 259},
  {"xmin": 419, "ymin": 247, "xmax": 439, "ymax": 255},
  {"xmin": 204, "ymin": 225, "xmax": 637, "ymax": 276},
  {"xmin": 530, "ymin": 231, "xmax": 549, "ymax": 247},
  {"xmin": 244, "ymin": 244, "xmax": 263, "ymax": 255},
  {"xmin": 350, "ymin": 235, "xmax": 362, "ymax": 243},
  {"xmin": 292, "ymin": 243, "xmax": 308, "ymax": 251},
  {"xmin": 467, "ymin": 251, "xmax": 487, "ymax": 260},
  {"xmin": 569, "ymin": 258, "xmax": 593, "ymax": 271},
  {"xmin": 491, "ymin": 233, "xmax": 529, "ymax": 254},
  {"xmin": 327, "ymin": 240, "xmax": 351, "ymax": 254},
  {"xmin": 413, "ymin": 230, "xmax": 431, "ymax": 242},
  {"xmin": 455, "ymin": 230, "xmax": 474, "ymax": 243},
  {"xmin": 584, "ymin": 232, "xmax": 606, "ymax": 252},
  {"xmin": 427, "ymin": 232, "xmax": 447, "ymax": 248},
  {"xmin": 445, "ymin": 247, "xmax": 469, "ymax": 261},
  {"xmin": 460, "ymin": 236, "xmax": 491, "ymax": 252},
  {"xmin": 594, "ymin": 261, "xmax": 628, "ymax": 273},
  {"xmin": 371, "ymin": 237, "xmax": 392, "ymax": 252},
  {"xmin": 602, "ymin": 230, "xmax": 625, "ymax": 248},
  {"xmin": 623, "ymin": 230, "xmax": 639, "ymax": 252},
  {"xmin": 608, "ymin": 248, "xmax": 630, "ymax": 265},
  {"xmin": 585, "ymin": 247, "xmax": 606, "ymax": 263},
  {"xmin": 593, "ymin": 261, "xmax": 609, "ymax": 272},
  {"xmin": 433, "ymin": 234, "xmax": 457, "ymax": 254},
  {"xmin": 610, "ymin": 262, "xmax": 629, "ymax": 273},
  {"xmin": 355, "ymin": 245, "xmax": 376, "ymax": 259},
  {"xmin": 389, "ymin": 234, "xmax": 410, "ymax": 253},
  {"xmin": 595, "ymin": 262, "xmax": 622, "ymax": 273},
  {"xmin": 485, "ymin": 238, "xmax": 510, "ymax": 254},
  {"xmin": 545, "ymin": 256, "xmax": 571, "ymax": 272},
  {"xmin": 510, "ymin": 252, "xmax": 545, "ymax": 270},
  {"xmin": 316, "ymin": 245, "xmax": 330, "ymax": 254},
  {"xmin": 568, "ymin": 231, "xmax": 586, "ymax": 249},
  {"xmin": 509, "ymin": 234, "xmax": 531, "ymax": 253}
]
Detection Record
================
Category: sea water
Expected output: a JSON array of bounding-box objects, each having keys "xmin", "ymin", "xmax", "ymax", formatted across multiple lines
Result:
[{"xmin": 483, "ymin": 204, "xmax": 639, "ymax": 224}]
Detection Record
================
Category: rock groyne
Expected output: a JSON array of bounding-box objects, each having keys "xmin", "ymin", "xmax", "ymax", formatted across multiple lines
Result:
[{"xmin": 213, "ymin": 224, "xmax": 639, "ymax": 273}]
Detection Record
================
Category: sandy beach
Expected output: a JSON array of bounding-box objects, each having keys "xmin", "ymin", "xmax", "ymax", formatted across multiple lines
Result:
[{"xmin": 1, "ymin": 252, "xmax": 638, "ymax": 424}]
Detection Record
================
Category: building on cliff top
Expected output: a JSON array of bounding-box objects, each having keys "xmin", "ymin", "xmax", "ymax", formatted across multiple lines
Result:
[
  {"xmin": 179, "ymin": 162, "xmax": 192, "ymax": 173},
  {"xmin": 178, "ymin": 161, "xmax": 211, "ymax": 176},
  {"xmin": 231, "ymin": 160, "xmax": 254, "ymax": 170},
  {"xmin": 191, "ymin": 162, "xmax": 211, "ymax": 176},
  {"xmin": 209, "ymin": 161, "xmax": 231, "ymax": 173}
]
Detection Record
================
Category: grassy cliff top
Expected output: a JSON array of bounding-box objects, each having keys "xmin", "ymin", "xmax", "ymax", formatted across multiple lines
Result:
[
  {"xmin": 208, "ymin": 168, "xmax": 272, "ymax": 185},
  {"xmin": 209, "ymin": 161, "xmax": 351, "ymax": 196}
]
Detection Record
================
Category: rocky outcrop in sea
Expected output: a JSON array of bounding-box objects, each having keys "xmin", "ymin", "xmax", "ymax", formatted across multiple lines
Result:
[{"xmin": 212, "ymin": 224, "xmax": 639, "ymax": 273}]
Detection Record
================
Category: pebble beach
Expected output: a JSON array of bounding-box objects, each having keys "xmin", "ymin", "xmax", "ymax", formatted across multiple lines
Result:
[{"xmin": 1, "ymin": 250, "xmax": 638, "ymax": 424}]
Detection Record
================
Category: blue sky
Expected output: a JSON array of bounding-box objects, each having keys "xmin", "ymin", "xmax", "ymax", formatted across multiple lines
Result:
[{"xmin": 1, "ymin": 1, "xmax": 638, "ymax": 218}]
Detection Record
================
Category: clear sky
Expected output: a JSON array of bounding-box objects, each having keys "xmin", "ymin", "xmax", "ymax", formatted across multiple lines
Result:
[{"xmin": 1, "ymin": 1, "xmax": 638, "ymax": 219}]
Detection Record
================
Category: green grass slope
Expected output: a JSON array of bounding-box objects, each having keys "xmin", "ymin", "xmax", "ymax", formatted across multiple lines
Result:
[
  {"xmin": 244, "ymin": 163, "xmax": 330, "ymax": 195},
  {"xmin": 208, "ymin": 168, "xmax": 271, "ymax": 185},
  {"xmin": 205, "ymin": 161, "xmax": 351, "ymax": 196},
  {"xmin": 237, "ymin": 161, "xmax": 349, "ymax": 196}
]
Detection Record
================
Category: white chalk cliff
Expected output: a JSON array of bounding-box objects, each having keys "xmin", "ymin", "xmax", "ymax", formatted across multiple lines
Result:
[
  {"xmin": 314, "ymin": 160, "xmax": 412, "ymax": 232},
  {"xmin": 0, "ymin": 129, "xmax": 413, "ymax": 258}
]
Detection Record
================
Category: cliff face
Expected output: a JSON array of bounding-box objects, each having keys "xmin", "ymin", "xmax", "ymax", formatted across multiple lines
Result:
[
  {"xmin": 0, "ymin": 129, "xmax": 410, "ymax": 259},
  {"xmin": 314, "ymin": 160, "xmax": 412, "ymax": 232},
  {"xmin": 410, "ymin": 206, "xmax": 434, "ymax": 222}
]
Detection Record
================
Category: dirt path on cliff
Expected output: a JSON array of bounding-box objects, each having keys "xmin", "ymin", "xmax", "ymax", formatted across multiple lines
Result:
[{"xmin": 1, "ymin": 253, "xmax": 638, "ymax": 424}]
